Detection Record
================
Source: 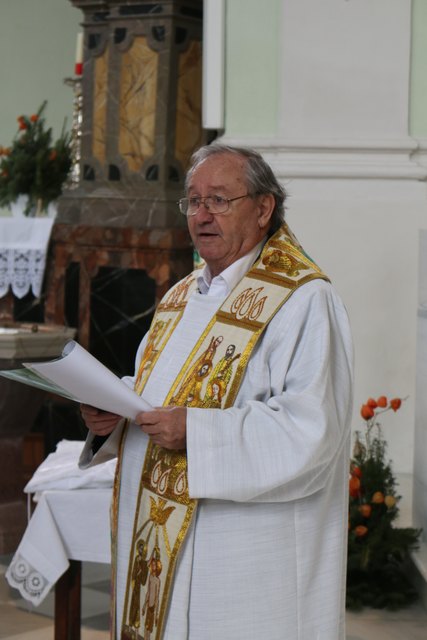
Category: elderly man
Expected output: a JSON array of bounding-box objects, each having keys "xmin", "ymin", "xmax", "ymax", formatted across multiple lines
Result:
[{"xmin": 80, "ymin": 143, "xmax": 353, "ymax": 640}]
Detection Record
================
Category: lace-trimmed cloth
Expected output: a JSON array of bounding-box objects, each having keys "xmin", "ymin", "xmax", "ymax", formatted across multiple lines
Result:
[
  {"xmin": 6, "ymin": 555, "xmax": 49, "ymax": 605},
  {"xmin": 5, "ymin": 486, "xmax": 112, "ymax": 606},
  {"xmin": 5, "ymin": 441, "xmax": 114, "ymax": 606},
  {"xmin": 0, "ymin": 217, "xmax": 54, "ymax": 299}
]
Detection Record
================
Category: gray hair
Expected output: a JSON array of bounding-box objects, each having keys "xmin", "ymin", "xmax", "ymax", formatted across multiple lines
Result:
[{"xmin": 185, "ymin": 143, "xmax": 287, "ymax": 233}]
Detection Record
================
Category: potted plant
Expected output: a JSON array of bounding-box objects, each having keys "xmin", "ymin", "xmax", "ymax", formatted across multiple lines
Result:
[
  {"xmin": 347, "ymin": 395, "xmax": 421, "ymax": 610},
  {"xmin": 0, "ymin": 101, "xmax": 72, "ymax": 216}
]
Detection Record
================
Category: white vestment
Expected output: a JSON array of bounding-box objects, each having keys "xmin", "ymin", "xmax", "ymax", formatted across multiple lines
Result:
[{"xmin": 82, "ymin": 270, "xmax": 353, "ymax": 640}]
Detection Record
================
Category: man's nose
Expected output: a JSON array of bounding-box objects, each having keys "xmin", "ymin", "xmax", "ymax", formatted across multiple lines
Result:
[{"xmin": 194, "ymin": 200, "xmax": 214, "ymax": 219}]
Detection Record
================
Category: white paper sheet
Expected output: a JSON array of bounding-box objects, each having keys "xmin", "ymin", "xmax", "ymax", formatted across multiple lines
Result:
[{"xmin": 0, "ymin": 340, "xmax": 151, "ymax": 419}]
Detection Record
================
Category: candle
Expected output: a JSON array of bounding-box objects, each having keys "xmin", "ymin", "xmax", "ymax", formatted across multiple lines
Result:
[{"xmin": 75, "ymin": 32, "xmax": 83, "ymax": 76}]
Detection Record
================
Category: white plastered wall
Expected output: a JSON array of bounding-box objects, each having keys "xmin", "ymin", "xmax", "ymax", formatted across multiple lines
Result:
[{"xmin": 217, "ymin": 0, "xmax": 427, "ymax": 476}]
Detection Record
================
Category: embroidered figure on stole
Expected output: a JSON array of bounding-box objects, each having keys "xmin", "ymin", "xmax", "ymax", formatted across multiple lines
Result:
[
  {"xmin": 202, "ymin": 343, "xmax": 241, "ymax": 408},
  {"xmin": 123, "ymin": 496, "xmax": 175, "ymax": 640},
  {"xmin": 141, "ymin": 550, "xmax": 162, "ymax": 640},
  {"xmin": 128, "ymin": 540, "xmax": 149, "ymax": 633},
  {"xmin": 135, "ymin": 320, "xmax": 171, "ymax": 395},
  {"xmin": 170, "ymin": 335, "xmax": 224, "ymax": 407}
]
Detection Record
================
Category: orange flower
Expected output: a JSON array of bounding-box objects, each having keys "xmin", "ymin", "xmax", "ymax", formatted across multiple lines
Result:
[
  {"xmin": 390, "ymin": 398, "xmax": 402, "ymax": 412},
  {"xmin": 18, "ymin": 121, "xmax": 27, "ymax": 130},
  {"xmin": 367, "ymin": 397, "xmax": 377, "ymax": 408},
  {"xmin": 30, "ymin": 114, "xmax": 39, "ymax": 123},
  {"xmin": 49, "ymin": 149, "xmax": 57, "ymax": 161},
  {"xmin": 351, "ymin": 465, "xmax": 362, "ymax": 478},
  {"xmin": 360, "ymin": 404, "xmax": 374, "ymax": 420},
  {"xmin": 358, "ymin": 504, "xmax": 372, "ymax": 518},
  {"xmin": 372, "ymin": 491, "xmax": 384, "ymax": 504},
  {"xmin": 376, "ymin": 396, "xmax": 387, "ymax": 408},
  {"xmin": 354, "ymin": 525, "xmax": 368, "ymax": 537},
  {"xmin": 349, "ymin": 476, "xmax": 361, "ymax": 498},
  {"xmin": 384, "ymin": 495, "xmax": 396, "ymax": 508}
]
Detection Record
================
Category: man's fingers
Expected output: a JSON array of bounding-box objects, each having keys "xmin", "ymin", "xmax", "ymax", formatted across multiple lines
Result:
[
  {"xmin": 80, "ymin": 404, "xmax": 121, "ymax": 436},
  {"xmin": 136, "ymin": 407, "xmax": 187, "ymax": 450},
  {"xmin": 80, "ymin": 404, "xmax": 99, "ymax": 417},
  {"xmin": 140, "ymin": 423, "xmax": 160, "ymax": 436},
  {"xmin": 81, "ymin": 404, "xmax": 120, "ymax": 422},
  {"xmin": 135, "ymin": 410, "xmax": 163, "ymax": 426}
]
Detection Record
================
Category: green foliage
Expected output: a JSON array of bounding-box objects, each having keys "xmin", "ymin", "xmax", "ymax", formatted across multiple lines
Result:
[
  {"xmin": 347, "ymin": 397, "xmax": 421, "ymax": 610},
  {"xmin": 0, "ymin": 102, "xmax": 72, "ymax": 215}
]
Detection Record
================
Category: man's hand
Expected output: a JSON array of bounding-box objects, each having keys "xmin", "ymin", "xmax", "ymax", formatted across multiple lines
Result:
[
  {"xmin": 80, "ymin": 404, "xmax": 121, "ymax": 436},
  {"xmin": 136, "ymin": 406, "xmax": 187, "ymax": 450}
]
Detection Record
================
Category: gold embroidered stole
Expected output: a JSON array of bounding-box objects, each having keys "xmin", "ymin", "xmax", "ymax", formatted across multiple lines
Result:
[{"xmin": 118, "ymin": 224, "xmax": 329, "ymax": 640}]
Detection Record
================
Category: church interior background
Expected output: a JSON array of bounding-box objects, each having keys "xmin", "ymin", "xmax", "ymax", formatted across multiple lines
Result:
[{"xmin": 0, "ymin": 1, "xmax": 427, "ymax": 638}]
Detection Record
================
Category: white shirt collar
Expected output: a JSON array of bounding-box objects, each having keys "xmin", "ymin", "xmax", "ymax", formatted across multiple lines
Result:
[{"xmin": 197, "ymin": 239, "xmax": 265, "ymax": 297}]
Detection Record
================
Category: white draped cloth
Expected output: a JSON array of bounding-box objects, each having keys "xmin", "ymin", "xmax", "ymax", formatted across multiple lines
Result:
[
  {"xmin": 82, "ymin": 268, "xmax": 354, "ymax": 639},
  {"xmin": 5, "ymin": 441, "xmax": 115, "ymax": 605},
  {"xmin": 0, "ymin": 217, "xmax": 54, "ymax": 298}
]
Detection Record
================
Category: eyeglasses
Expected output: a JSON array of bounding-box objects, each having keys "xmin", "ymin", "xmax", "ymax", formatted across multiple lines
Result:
[{"xmin": 177, "ymin": 194, "xmax": 250, "ymax": 217}]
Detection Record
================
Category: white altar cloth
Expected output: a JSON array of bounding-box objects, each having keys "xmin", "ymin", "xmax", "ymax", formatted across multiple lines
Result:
[
  {"xmin": 24, "ymin": 439, "xmax": 117, "ymax": 495},
  {"xmin": 5, "ymin": 442, "xmax": 114, "ymax": 606},
  {"xmin": 0, "ymin": 217, "xmax": 55, "ymax": 298},
  {"xmin": 5, "ymin": 488, "xmax": 112, "ymax": 606}
]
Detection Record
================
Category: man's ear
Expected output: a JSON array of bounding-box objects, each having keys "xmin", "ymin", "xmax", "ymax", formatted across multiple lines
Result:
[{"xmin": 257, "ymin": 193, "xmax": 275, "ymax": 229}]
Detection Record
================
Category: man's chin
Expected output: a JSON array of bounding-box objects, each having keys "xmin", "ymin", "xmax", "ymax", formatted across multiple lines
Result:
[{"xmin": 196, "ymin": 240, "xmax": 222, "ymax": 259}]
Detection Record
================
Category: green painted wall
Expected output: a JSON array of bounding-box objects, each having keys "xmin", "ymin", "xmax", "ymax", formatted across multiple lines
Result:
[
  {"xmin": 0, "ymin": 0, "xmax": 81, "ymax": 148},
  {"xmin": 410, "ymin": 0, "xmax": 427, "ymax": 137},
  {"xmin": 224, "ymin": 0, "xmax": 280, "ymax": 137}
]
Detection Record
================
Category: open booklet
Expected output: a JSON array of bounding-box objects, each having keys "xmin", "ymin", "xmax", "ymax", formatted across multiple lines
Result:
[{"xmin": 0, "ymin": 340, "xmax": 152, "ymax": 419}]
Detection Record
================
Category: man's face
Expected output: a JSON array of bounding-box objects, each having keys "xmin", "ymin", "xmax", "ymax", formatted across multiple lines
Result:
[
  {"xmin": 226, "ymin": 344, "xmax": 235, "ymax": 357},
  {"xmin": 199, "ymin": 363, "xmax": 210, "ymax": 377},
  {"xmin": 186, "ymin": 153, "xmax": 274, "ymax": 277}
]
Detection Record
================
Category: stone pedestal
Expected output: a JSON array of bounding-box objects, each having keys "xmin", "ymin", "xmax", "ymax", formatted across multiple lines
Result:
[
  {"xmin": 63, "ymin": 0, "xmax": 204, "ymax": 229},
  {"xmin": 52, "ymin": 0, "xmax": 203, "ymax": 371}
]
